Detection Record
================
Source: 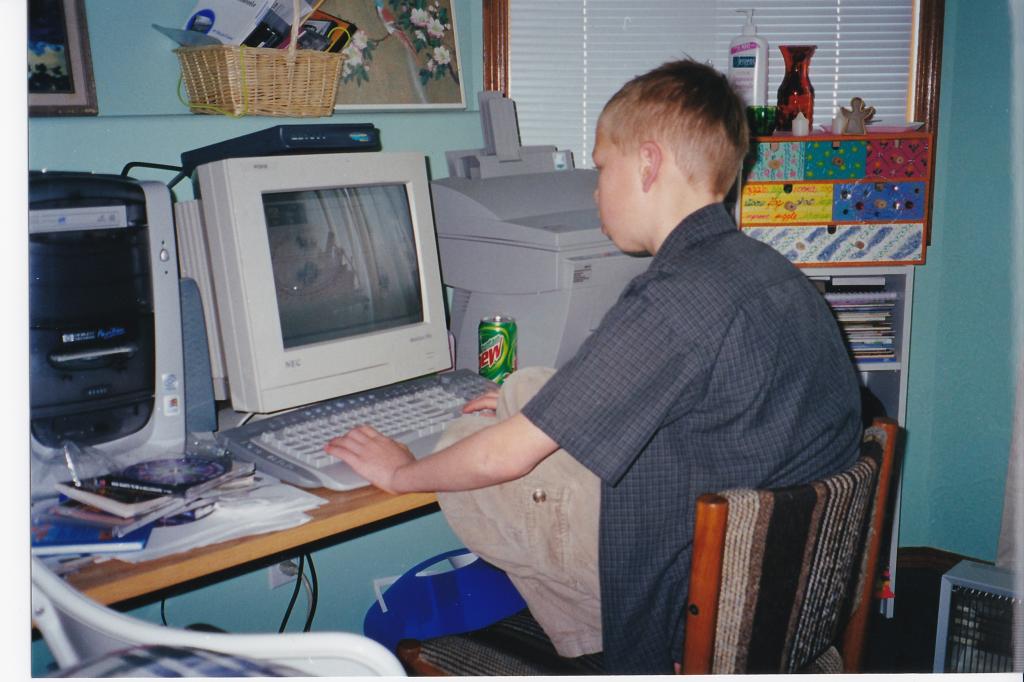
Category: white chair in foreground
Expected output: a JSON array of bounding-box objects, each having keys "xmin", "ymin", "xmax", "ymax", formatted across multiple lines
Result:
[{"xmin": 31, "ymin": 557, "xmax": 406, "ymax": 677}]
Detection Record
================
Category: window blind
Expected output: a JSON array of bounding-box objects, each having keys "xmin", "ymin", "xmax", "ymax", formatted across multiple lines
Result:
[{"xmin": 508, "ymin": 1, "xmax": 915, "ymax": 167}]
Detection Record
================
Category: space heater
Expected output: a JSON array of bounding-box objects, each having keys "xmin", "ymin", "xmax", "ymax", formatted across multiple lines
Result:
[{"xmin": 933, "ymin": 560, "xmax": 1021, "ymax": 673}]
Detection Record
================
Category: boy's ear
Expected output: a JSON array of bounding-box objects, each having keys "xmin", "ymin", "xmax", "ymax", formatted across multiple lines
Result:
[{"xmin": 638, "ymin": 141, "xmax": 662, "ymax": 193}]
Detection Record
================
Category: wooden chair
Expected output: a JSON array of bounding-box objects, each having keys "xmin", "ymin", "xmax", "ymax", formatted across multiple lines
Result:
[
  {"xmin": 396, "ymin": 417, "xmax": 900, "ymax": 675},
  {"xmin": 681, "ymin": 416, "xmax": 899, "ymax": 674}
]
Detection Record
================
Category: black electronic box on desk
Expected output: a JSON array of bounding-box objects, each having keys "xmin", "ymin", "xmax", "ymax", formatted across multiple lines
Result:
[{"xmin": 179, "ymin": 123, "xmax": 382, "ymax": 179}]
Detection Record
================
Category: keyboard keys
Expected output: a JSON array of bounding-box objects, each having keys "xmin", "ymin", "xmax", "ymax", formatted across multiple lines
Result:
[{"xmin": 217, "ymin": 370, "xmax": 495, "ymax": 490}]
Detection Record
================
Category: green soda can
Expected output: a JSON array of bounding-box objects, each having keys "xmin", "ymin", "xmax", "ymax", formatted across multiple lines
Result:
[{"xmin": 478, "ymin": 315, "xmax": 517, "ymax": 384}]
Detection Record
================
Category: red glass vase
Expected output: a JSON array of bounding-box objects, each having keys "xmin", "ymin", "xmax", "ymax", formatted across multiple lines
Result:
[{"xmin": 776, "ymin": 45, "xmax": 816, "ymax": 131}]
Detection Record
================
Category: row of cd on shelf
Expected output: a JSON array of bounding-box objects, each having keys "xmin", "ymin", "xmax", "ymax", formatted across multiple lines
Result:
[{"xmin": 824, "ymin": 290, "xmax": 899, "ymax": 363}]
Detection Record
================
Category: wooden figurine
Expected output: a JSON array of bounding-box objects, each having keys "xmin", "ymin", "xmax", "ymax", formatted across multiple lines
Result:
[{"xmin": 840, "ymin": 97, "xmax": 876, "ymax": 134}]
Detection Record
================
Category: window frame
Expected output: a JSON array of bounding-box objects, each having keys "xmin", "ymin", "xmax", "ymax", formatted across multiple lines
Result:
[
  {"xmin": 482, "ymin": 0, "xmax": 943, "ymax": 131},
  {"xmin": 480, "ymin": 0, "xmax": 943, "ymax": 243}
]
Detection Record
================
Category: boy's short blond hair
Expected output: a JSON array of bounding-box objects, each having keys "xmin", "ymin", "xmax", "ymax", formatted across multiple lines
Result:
[{"xmin": 599, "ymin": 59, "xmax": 748, "ymax": 197}]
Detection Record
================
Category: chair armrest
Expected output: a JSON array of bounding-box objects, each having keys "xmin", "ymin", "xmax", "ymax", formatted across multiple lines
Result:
[{"xmin": 681, "ymin": 493, "xmax": 729, "ymax": 674}]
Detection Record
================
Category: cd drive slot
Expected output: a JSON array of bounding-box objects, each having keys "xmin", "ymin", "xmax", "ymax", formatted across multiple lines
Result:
[{"xmin": 49, "ymin": 343, "xmax": 139, "ymax": 369}]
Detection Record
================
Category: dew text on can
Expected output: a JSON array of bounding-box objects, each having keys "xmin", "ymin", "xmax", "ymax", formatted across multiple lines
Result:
[{"xmin": 478, "ymin": 316, "xmax": 517, "ymax": 384}]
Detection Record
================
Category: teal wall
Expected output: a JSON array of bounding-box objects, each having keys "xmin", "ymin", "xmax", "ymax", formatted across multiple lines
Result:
[
  {"xmin": 29, "ymin": 0, "xmax": 480, "ymax": 675},
  {"xmin": 28, "ymin": 1, "xmax": 485, "ymax": 188},
  {"xmin": 899, "ymin": 0, "xmax": 1017, "ymax": 560},
  {"xmin": 27, "ymin": 0, "xmax": 1020, "ymax": 673}
]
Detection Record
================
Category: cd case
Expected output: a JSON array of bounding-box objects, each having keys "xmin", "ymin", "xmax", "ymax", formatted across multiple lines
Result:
[
  {"xmin": 31, "ymin": 520, "xmax": 153, "ymax": 556},
  {"xmin": 107, "ymin": 456, "xmax": 234, "ymax": 495},
  {"xmin": 54, "ymin": 457, "xmax": 255, "ymax": 519}
]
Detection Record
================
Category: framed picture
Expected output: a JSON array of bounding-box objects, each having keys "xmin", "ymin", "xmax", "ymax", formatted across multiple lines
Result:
[
  {"xmin": 323, "ymin": 0, "xmax": 465, "ymax": 110},
  {"xmin": 28, "ymin": 0, "xmax": 97, "ymax": 116}
]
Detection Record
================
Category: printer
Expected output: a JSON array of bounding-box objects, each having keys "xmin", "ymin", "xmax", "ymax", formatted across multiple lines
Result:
[{"xmin": 432, "ymin": 92, "xmax": 650, "ymax": 371}]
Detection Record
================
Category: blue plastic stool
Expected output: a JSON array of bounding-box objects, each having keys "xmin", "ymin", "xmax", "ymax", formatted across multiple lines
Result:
[{"xmin": 364, "ymin": 548, "xmax": 527, "ymax": 652}]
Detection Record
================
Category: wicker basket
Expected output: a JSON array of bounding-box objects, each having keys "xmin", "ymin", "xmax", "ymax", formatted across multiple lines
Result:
[{"xmin": 175, "ymin": 0, "xmax": 343, "ymax": 117}]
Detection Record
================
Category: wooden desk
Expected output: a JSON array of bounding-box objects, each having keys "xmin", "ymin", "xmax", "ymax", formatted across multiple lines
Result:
[{"xmin": 65, "ymin": 487, "xmax": 438, "ymax": 606}]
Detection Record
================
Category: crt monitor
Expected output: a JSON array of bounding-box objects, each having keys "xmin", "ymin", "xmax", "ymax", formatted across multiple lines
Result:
[{"xmin": 186, "ymin": 152, "xmax": 451, "ymax": 414}]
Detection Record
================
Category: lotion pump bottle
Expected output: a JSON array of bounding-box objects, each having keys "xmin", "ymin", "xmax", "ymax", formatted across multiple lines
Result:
[{"xmin": 728, "ymin": 10, "xmax": 768, "ymax": 106}]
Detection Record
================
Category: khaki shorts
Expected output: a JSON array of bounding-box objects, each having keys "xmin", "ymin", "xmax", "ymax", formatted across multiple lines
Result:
[{"xmin": 436, "ymin": 367, "xmax": 602, "ymax": 658}]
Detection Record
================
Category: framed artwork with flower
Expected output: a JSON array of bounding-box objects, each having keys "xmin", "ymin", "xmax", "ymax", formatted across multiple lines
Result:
[
  {"xmin": 28, "ymin": 0, "xmax": 97, "ymax": 116},
  {"xmin": 320, "ymin": 0, "xmax": 464, "ymax": 110}
]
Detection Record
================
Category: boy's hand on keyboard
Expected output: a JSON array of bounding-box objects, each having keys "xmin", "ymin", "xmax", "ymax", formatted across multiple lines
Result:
[
  {"xmin": 462, "ymin": 389, "xmax": 500, "ymax": 415},
  {"xmin": 324, "ymin": 425, "xmax": 413, "ymax": 493}
]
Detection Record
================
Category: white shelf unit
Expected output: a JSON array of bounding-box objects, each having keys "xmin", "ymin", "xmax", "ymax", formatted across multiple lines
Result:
[{"xmin": 805, "ymin": 264, "xmax": 914, "ymax": 618}]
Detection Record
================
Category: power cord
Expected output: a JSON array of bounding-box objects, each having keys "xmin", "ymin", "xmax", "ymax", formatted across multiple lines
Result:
[
  {"xmin": 276, "ymin": 554, "xmax": 320, "ymax": 632},
  {"xmin": 278, "ymin": 555, "xmax": 305, "ymax": 633},
  {"xmin": 303, "ymin": 554, "xmax": 318, "ymax": 632},
  {"xmin": 119, "ymin": 161, "xmax": 190, "ymax": 189},
  {"xmin": 159, "ymin": 553, "xmax": 320, "ymax": 634},
  {"xmin": 160, "ymin": 597, "xmax": 226, "ymax": 632}
]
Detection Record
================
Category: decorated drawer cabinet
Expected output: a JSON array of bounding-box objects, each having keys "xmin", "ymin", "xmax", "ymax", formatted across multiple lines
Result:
[{"xmin": 739, "ymin": 131, "xmax": 933, "ymax": 266}]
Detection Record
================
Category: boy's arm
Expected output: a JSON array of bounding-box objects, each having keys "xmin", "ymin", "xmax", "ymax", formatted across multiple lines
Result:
[{"xmin": 323, "ymin": 412, "xmax": 560, "ymax": 494}]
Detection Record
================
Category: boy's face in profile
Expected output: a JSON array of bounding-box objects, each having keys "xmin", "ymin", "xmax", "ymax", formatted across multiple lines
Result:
[{"xmin": 591, "ymin": 125, "xmax": 648, "ymax": 255}]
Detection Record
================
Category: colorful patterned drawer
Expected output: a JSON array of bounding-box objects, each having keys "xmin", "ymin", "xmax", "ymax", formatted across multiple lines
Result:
[
  {"xmin": 803, "ymin": 139, "xmax": 867, "ymax": 180},
  {"xmin": 740, "ymin": 183, "xmax": 833, "ymax": 224},
  {"xmin": 866, "ymin": 137, "xmax": 930, "ymax": 178},
  {"xmin": 833, "ymin": 181, "xmax": 926, "ymax": 221},
  {"xmin": 739, "ymin": 131, "xmax": 932, "ymax": 266},
  {"xmin": 742, "ymin": 223, "xmax": 925, "ymax": 265},
  {"xmin": 747, "ymin": 141, "xmax": 804, "ymax": 181}
]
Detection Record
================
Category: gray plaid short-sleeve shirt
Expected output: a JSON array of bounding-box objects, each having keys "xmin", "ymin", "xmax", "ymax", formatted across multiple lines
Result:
[{"xmin": 522, "ymin": 203, "xmax": 862, "ymax": 674}]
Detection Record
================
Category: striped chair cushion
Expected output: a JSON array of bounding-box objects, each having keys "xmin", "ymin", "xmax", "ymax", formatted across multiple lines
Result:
[
  {"xmin": 408, "ymin": 609, "xmax": 605, "ymax": 676},
  {"xmin": 710, "ymin": 438, "xmax": 882, "ymax": 674}
]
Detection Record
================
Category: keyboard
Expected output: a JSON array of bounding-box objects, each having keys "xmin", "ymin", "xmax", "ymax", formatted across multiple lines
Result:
[{"xmin": 216, "ymin": 370, "xmax": 496, "ymax": 490}]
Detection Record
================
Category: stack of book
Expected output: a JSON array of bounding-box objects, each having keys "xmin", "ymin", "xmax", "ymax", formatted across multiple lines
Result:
[
  {"xmin": 824, "ymin": 291, "xmax": 900, "ymax": 364},
  {"xmin": 32, "ymin": 456, "xmax": 255, "ymax": 557}
]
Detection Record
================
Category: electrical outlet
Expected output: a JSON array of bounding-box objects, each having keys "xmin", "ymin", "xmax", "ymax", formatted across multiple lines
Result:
[{"xmin": 268, "ymin": 560, "xmax": 298, "ymax": 589}]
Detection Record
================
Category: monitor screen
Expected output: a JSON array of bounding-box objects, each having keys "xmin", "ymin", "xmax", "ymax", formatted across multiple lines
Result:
[
  {"xmin": 187, "ymin": 152, "xmax": 451, "ymax": 414},
  {"xmin": 264, "ymin": 185, "xmax": 423, "ymax": 348}
]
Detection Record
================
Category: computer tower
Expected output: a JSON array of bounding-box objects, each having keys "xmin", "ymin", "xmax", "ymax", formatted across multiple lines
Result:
[{"xmin": 29, "ymin": 172, "xmax": 186, "ymax": 495}]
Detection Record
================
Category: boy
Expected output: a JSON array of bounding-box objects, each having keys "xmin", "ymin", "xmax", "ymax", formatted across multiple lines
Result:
[{"xmin": 326, "ymin": 59, "xmax": 862, "ymax": 674}]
